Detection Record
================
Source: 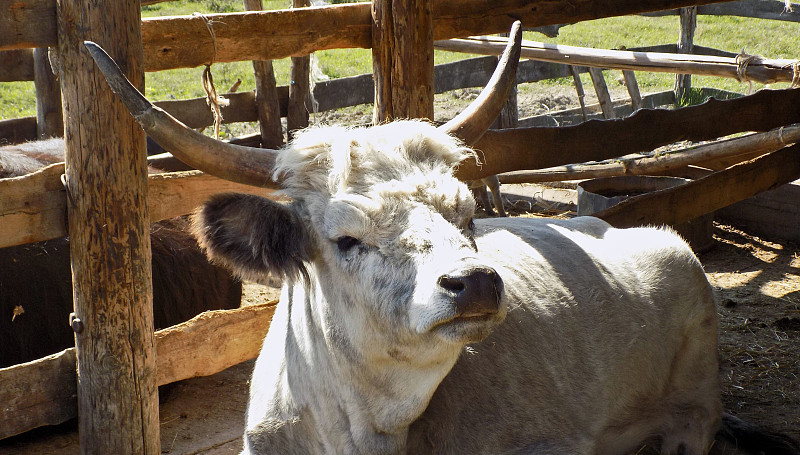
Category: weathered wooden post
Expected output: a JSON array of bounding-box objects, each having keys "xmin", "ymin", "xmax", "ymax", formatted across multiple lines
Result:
[
  {"xmin": 675, "ymin": 6, "xmax": 697, "ymax": 101},
  {"xmin": 33, "ymin": 47, "xmax": 63, "ymax": 138},
  {"xmin": 372, "ymin": 0, "xmax": 434, "ymax": 122},
  {"xmin": 56, "ymin": 0, "xmax": 160, "ymax": 453},
  {"xmin": 243, "ymin": 0, "xmax": 284, "ymax": 148},
  {"xmin": 288, "ymin": 0, "xmax": 312, "ymax": 138}
]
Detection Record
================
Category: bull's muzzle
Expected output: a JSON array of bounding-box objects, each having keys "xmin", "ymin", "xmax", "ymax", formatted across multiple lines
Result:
[{"xmin": 437, "ymin": 266, "xmax": 503, "ymax": 318}]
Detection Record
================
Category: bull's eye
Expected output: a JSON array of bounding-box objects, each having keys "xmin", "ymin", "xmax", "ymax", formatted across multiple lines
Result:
[{"xmin": 336, "ymin": 236, "xmax": 362, "ymax": 252}]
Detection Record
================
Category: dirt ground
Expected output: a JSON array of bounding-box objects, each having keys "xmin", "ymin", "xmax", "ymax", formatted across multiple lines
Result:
[{"xmin": 2, "ymin": 86, "xmax": 798, "ymax": 453}]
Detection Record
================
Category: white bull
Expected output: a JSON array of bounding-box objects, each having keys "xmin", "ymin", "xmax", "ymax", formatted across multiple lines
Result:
[
  {"xmin": 191, "ymin": 121, "xmax": 721, "ymax": 455},
  {"xmin": 84, "ymin": 28, "xmax": 797, "ymax": 454}
]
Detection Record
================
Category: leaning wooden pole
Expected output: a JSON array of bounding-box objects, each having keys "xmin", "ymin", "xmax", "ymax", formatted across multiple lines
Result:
[
  {"xmin": 373, "ymin": 0, "xmax": 435, "ymax": 122},
  {"xmin": 57, "ymin": 0, "xmax": 159, "ymax": 453}
]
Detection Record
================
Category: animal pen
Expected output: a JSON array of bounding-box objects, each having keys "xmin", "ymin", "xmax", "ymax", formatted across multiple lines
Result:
[{"xmin": 1, "ymin": 0, "xmax": 799, "ymax": 452}]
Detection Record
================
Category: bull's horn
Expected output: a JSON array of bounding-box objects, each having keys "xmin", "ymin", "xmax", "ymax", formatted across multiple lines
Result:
[
  {"xmin": 84, "ymin": 41, "xmax": 279, "ymax": 188},
  {"xmin": 439, "ymin": 21, "xmax": 522, "ymax": 146}
]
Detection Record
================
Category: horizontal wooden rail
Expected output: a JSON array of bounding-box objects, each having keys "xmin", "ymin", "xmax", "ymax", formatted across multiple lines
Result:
[
  {"xmin": 435, "ymin": 36, "xmax": 800, "ymax": 85},
  {"xmin": 644, "ymin": 0, "xmax": 800, "ymax": 22},
  {"xmin": 457, "ymin": 87, "xmax": 800, "ymax": 180},
  {"xmin": 0, "ymin": 300, "xmax": 278, "ymax": 440},
  {"xmin": 498, "ymin": 123, "xmax": 800, "ymax": 183},
  {"xmin": 0, "ymin": 166, "xmax": 276, "ymax": 249},
  {"xmin": 2, "ymin": 0, "xmax": 731, "ymax": 66}
]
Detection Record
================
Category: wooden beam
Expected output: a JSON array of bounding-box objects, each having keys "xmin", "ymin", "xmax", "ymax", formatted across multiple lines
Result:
[
  {"xmin": 498, "ymin": 123, "xmax": 800, "ymax": 184},
  {"xmin": 435, "ymin": 36, "xmax": 800, "ymax": 85},
  {"xmin": 622, "ymin": 70, "xmax": 642, "ymax": 111},
  {"xmin": 0, "ymin": 167, "xmax": 275, "ymax": 250},
  {"xmin": 594, "ymin": 143, "xmax": 800, "ymax": 228},
  {"xmin": 288, "ymin": 0, "xmax": 312, "ymax": 137},
  {"xmin": 0, "ymin": 116, "xmax": 37, "ymax": 144},
  {"xmin": 588, "ymin": 67, "xmax": 615, "ymax": 119},
  {"xmin": 675, "ymin": 6, "xmax": 697, "ymax": 100},
  {"xmin": 457, "ymin": 87, "xmax": 800, "ymax": 180},
  {"xmin": 0, "ymin": 301, "xmax": 278, "ymax": 440},
  {"xmin": 33, "ymin": 47, "xmax": 62, "ymax": 138},
  {"xmin": 2, "ymin": 0, "xmax": 733, "ymax": 65},
  {"xmin": 243, "ymin": 0, "xmax": 284, "ymax": 149},
  {"xmin": 57, "ymin": 0, "xmax": 160, "ymax": 451},
  {"xmin": 0, "ymin": 49, "xmax": 34, "ymax": 82}
]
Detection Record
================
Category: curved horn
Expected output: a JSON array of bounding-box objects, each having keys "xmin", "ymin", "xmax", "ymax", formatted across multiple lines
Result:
[
  {"xmin": 439, "ymin": 21, "xmax": 522, "ymax": 145},
  {"xmin": 84, "ymin": 41, "xmax": 279, "ymax": 188}
]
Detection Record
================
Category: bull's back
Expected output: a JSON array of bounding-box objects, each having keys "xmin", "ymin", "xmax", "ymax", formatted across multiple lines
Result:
[{"xmin": 409, "ymin": 216, "xmax": 719, "ymax": 453}]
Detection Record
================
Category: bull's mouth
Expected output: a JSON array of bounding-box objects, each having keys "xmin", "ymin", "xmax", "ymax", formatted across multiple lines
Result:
[{"xmin": 429, "ymin": 309, "xmax": 505, "ymax": 342}]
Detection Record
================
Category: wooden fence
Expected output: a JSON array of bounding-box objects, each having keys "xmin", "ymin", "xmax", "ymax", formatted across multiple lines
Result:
[{"xmin": 1, "ymin": 0, "xmax": 800, "ymax": 450}]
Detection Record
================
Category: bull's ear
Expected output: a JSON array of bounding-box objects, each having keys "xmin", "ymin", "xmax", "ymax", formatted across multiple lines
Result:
[{"xmin": 191, "ymin": 193, "xmax": 312, "ymax": 282}]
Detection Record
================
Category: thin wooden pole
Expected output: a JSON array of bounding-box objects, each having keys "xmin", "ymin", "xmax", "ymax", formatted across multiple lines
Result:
[
  {"xmin": 372, "ymin": 0, "xmax": 434, "ymax": 122},
  {"xmin": 288, "ymin": 0, "xmax": 311, "ymax": 138},
  {"xmin": 675, "ymin": 6, "xmax": 697, "ymax": 102},
  {"xmin": 56, "ymin": 0, "xmax": 159, "ymax": 452},
  {"xmin": 33, "ymin": 47, "xmax": 62, "ymax": 138},
  {"xmin": 243, "ymin": 0, "xmax": 284, "ymax": 148},
  {"xmin": 588, "ymin": 67, "xmax": 615, "ymax": 119}
]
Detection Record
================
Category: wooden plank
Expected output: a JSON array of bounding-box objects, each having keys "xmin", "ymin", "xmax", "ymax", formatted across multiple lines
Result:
[
  {"xmin": 0, "ymin": 301, "xmax": 278, "ymax": 440},
  {"xmin": 0, "ymin": 116, "xmax": 37, "ymax": 144},
  {"xmin": 570, "ymin": 66, "xmax": 589, "ymax": 121},
  {"xmin": 0, "ymin": 168, "xmax": 276, "ymax": 250},
  {"xmin": 458, "ymin": 87, "xmax": 800, "ymax": 181},
  {"xmin": 33, "ymin": 47, "xmax": 62, "ymax": 138},
  {"xmin": 2, "ymin": 0, "xmax": 733, "ymax": 64},
  {"xmin": 594, "ymin": 143, "xmax": 800, "ymax": 229},
  {"xmin": 0, "ymin": 49, "xmax": 34, "ymax": 82},
  {"xmin": 435, "ymin": 36, "xmax": 800, "ymax": 85}
]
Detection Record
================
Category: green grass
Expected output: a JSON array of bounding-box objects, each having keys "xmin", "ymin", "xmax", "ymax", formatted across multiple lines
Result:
[{"xmin": 3, "ymin": 6, "xmax": 800, "ymax": 124}]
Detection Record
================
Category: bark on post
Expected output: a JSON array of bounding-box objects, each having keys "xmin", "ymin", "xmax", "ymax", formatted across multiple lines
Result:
[
  {"xmin": 588, "ymin": 67, "xmax": 615, "ymax": 119},
  {"xmin": 33, "ymin": 47, "xmax": 62, "ymax": 138},
  {"xmin": 56, "ymin": 0, "xmax": 159, "ymax": 453},
  {"xmin": 675, "ymin": 6, "xmax": 697, "ymax": 101},
  {"xmin": 288, "ymin": 0, "xmax": 311, "ymax": 139},
  {"xmin": 372, "ymin": 0, "xmax": 434, "ymax": 123},
  {"xmin": 243, "ymin": 0, "xmax": 284, "ymax": 148}
]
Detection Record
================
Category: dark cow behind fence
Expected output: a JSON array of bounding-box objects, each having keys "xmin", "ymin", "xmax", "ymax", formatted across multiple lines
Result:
[
  {"xmin": 86, "ymin": 25, "xmax": 800, "ymax": 455},
  {"xmin": 0, "ymin": 138, "xmax": 242, "ymax": 368}
]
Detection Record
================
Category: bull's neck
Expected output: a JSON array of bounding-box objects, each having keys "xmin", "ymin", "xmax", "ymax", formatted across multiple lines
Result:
[{"xmin": 280, "ymin": 271, "xmax": 457, "ymax": 455}]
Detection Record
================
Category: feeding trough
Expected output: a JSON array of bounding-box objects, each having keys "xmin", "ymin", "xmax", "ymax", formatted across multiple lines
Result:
[{"xmin": 577, "ymin": 176, "xmax": 715, "ymax": 252}]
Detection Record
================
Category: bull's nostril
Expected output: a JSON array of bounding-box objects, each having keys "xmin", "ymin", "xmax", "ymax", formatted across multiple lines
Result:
[{"xmin": 438, "ymin": 275, "xmax": 466, "ymax": 293}]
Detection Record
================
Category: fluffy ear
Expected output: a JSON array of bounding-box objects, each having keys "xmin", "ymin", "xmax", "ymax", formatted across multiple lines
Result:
[{"xmin": 191, "ymin": 193, "xmax": 312, "ymax": 282}]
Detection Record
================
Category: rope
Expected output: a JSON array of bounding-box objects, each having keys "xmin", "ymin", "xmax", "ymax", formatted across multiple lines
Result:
[
  {"xmin": 735, "ymin": 51, "xmax": 758, "ymax": 94},
  {"xmin": 194, "ymin": 13, "xmax": 229, "ymax": 139}
]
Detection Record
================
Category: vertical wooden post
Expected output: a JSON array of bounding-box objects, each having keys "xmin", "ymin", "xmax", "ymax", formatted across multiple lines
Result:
[
  {"xmin": 675, "ymin": 6, "xmax": 697, "ymax": 102},
  {"xmin": 243, "ymin": 0, "xmax": 284, "ymax": 148},
  {"xmin": 33, "ymin": 47, "xmax": 63, "ymax": 138},
  {"xmin": 56, "ymin": 0, "xmax": 159, "ymax": 453},
  {"xmin": 570, "ymin": 66, "xmax": 588, "ymax": 121},
  {"xmin": 622, "ymin": 70, "xmax": 642, "ymax": 111},
  {"xmin": 588, "ymin": 67, "xmax": 615, "ymax": 119},
  {"xmin": 288, "ymin": 0, "xmax": 311, "ymax": 139},
  {"xmin": 372, "ymin": 0, "xmax": 434, "ymax": 123}
]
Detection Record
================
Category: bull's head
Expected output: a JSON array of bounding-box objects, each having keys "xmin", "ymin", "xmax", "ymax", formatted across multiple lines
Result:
[{"xmin": 85, "ymin": 23, "xmax": 520, "ymax": 360}]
